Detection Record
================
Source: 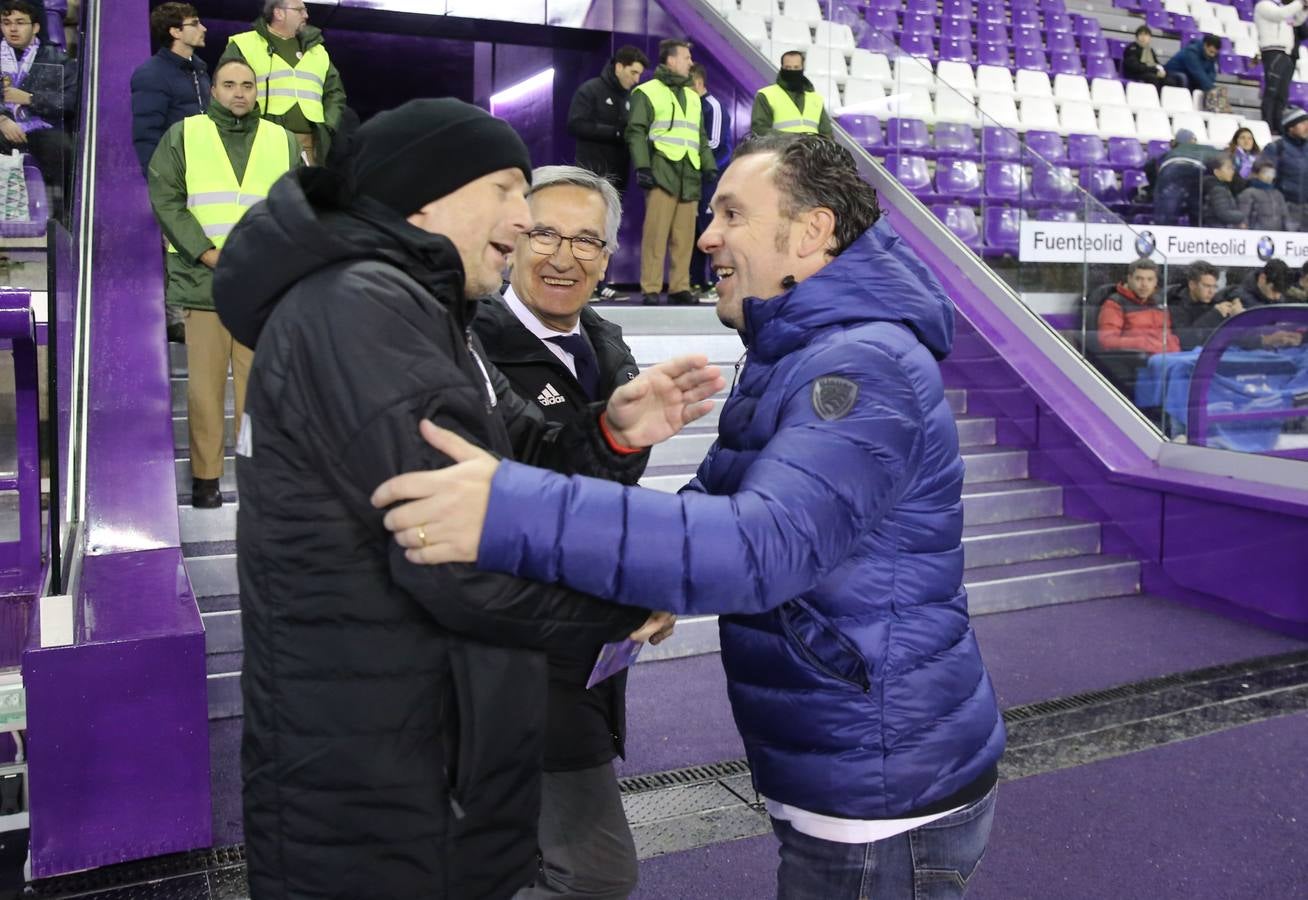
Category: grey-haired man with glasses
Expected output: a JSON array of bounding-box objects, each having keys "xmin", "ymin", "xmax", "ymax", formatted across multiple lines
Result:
[{"xmin": 473, "ymin": 164, "xmax": 653, "ymax": 900}]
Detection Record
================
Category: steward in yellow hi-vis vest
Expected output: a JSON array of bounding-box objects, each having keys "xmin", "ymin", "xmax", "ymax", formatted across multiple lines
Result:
[
  {"xmin": 221, "ymin": 7, "xmax": 346, "ymax": 165},
  {"xmin": 145, "ymin": 64, "xmax": 301, "ymax": 505},
  {"xmin": 751, "ymin": 58, "xmax": 833, "ymax": 138},
  {"xmin": 625, "ymin": 41, "xmax": 717, "ymax": 303}
]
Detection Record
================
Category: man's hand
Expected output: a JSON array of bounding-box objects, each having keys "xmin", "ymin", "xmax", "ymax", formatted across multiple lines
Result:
[
  {"xmin": 630, "ymin": 611, "xmax": 677, "ymax": 645},
  {"xmin": 371, "ymin": 420, "xmax": 500, "ymax": 564},
  {"xmin": 1215, "ymin": 299, "xmax": 1242, "ymax": 318},
  {"xmin": 199, "ymin": 248, "xmax": 221, "ymax": 269},
  {"xmin": 636, "ymin": 167, "xmax": 656, "ymax": 191},
  {"xmin": 0, "ymin": 118, "xmax": 26, "ymax": 144},
  {"xmin": 1261, "ymin": 329, "xmax": 1304, "ymax": 349},
  {"xmin": 2, "ymin": 87, "xmax": 31, "ymax": 107},
  {"xmin": 603, "ymin": 354, "xmax": 725, "ymax": 449}
]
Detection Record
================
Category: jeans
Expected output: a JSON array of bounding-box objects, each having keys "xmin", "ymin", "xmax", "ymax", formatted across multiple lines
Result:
[{"xmin": 773, "ymin": 784, "xmax": 997, "ymax": 899}]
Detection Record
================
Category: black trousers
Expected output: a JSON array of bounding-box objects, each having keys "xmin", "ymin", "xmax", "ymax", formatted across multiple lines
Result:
[{"xmin": 1262, "ymin": 49, "xmax": 1296, "ymax": 135}]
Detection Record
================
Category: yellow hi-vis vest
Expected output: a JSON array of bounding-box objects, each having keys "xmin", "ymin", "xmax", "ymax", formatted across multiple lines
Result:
[
  {"xmin": 633, "ymin": 79, "xmax": 702, "ymax": 168},
  {"xmin": 168, "ymin": 115, "xmax": 292, "ymax": 253},
  {"xmin": 230, "ymin": 30, "xmax": 331, "ymax": 122},
  {"xmin": 758, "ymin": 84, "xmax": 824, "ymax": 133}
]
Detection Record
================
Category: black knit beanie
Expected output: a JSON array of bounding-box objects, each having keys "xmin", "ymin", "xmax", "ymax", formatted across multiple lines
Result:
[{"xmin": 348, "ymin": 98, "xmax": 533, "ymax": 217}]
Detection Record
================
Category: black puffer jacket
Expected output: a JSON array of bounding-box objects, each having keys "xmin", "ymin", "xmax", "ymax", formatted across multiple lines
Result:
[
  {"xmin": 567, "ymin": 66, "xmax": 633, "ymax": 190},
  {"xmin": 473, "ymin": 295, "xmax": 642, "ymax": 772},
  {"xmin": 212, "ymin": 169, "xmax": 651, "ymax": 900}
]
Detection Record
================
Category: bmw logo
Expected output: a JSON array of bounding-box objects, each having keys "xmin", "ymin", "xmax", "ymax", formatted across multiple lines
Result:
[
  {"xmin": 1257, "ymin": 235, "xmax": 1276, "ymax": 261},
  {"xmin": 1134, "ymin": 230, "xmax": 1156, "ymax": 258}
]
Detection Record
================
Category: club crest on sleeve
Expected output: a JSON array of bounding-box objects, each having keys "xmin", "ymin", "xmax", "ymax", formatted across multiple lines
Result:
[{"xmin": 811, "ymin": 376, "xmax": 858, "ymax": 421}]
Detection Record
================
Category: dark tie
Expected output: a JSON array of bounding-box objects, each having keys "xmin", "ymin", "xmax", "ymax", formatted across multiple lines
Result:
[{"xmin": 545, "ymin": 333, "xmax": 601, "ymax": 401}]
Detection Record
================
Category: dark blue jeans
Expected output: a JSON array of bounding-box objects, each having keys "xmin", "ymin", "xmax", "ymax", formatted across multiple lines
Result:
[{"xmin": 772, "ymin": 785, "xmax": 997, "ymax": 899}]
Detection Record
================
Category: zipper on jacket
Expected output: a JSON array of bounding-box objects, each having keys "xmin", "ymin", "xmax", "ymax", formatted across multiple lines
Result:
[{"xmin": 466, "ymin": 335, "xmax": 497, "ymax": 413}]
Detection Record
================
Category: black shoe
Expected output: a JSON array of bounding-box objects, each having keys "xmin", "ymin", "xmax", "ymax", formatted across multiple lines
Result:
[
  {"xmin": 641, "ymin": 292, "xmax": 662, "ymax": 306},
  {"xmin": 667, "ymin": 290, "xmax": 697, "ymax": 306},
  {"xmin": 191, "ymin": 477, "xmax": 223, "ymax": 509},
  {"xmin": 167, "ymin": 321, "xmax": 185, "ymax": 344}
]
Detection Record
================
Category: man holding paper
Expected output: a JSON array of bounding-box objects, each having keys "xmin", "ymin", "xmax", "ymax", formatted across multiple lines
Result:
[{"xmin": 472, "ymin": 163, "xmax": 669, "ymax": 900}]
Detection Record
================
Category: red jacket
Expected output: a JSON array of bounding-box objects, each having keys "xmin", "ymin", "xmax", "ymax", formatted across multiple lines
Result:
[{"xmin": 1097, "ymin": 284, "xmax": 1180, "ymax": 354}]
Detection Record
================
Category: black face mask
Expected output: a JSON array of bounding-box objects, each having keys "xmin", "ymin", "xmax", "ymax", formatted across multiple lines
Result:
[{"xmin": 778, "ymin": 69, "xmax": 807, "ymax": 91}]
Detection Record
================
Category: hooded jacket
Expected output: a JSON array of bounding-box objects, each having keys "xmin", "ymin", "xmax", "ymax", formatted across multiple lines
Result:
[
  {"xmin": 130, "ymin": 47, "xmax": 210, "ymax": 173},
  {"xmin": 466, "ymin": 219, "xmax": 1006, "ymax": 821},
  {"xmin": 625, "ymin": 65, "xmax": 717, "ymax": 200},
  {"xmin": 567, "ymin": 66, "xmax": 634, "ymax": 190},
  {"xmin": 472, "ymin": 294, "xmax": 643, "ymax": 772},
  {"xmin": 147, "ymin": 99, "xmax": 301, "ymax": 311},
  {"xmin": 1164, "ymin": 39, "xmax": 1218, "ymax": 91},
  {"xmin": 212, "ymin": 169, "xmax": 651, "ymax": 899},
  {"xmin": 219, "ymin": 18, "xmax": 346, "ymax": 159},
  {"xmin": 750, "ymin": 70, "xmax": 833, "ymax": 137},
  {"xmin": 1238, "ymin": 178, "xmax": 1291, "ymax": 230},
  {"xmin": 1098, "ymin": 282, "xmax": 1181, "ymax": 354}
]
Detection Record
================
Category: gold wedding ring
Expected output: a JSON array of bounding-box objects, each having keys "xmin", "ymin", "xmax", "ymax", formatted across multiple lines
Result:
[{"xmin": 417, "ymin": 525, "xmax": 428, "ymax": 547}]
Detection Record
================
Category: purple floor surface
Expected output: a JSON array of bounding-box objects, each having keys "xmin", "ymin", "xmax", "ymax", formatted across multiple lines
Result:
[
  {"xmin": 619, "ymin": 596, "xmax": 1306, "ymax": 776},
  {"xmin": 209, "ymin": 717, "xmax": 243, "ymax": 847},
  {"xmin": 631, "ymin": 711, "xmax": 1308, "ymax": 899}
]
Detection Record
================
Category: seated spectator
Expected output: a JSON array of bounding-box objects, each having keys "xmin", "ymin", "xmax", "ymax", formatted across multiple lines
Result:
[
  {"xmin": 1262, "ymin": 106, "xmax": 1308, "ymax": 227},
  {"xmin": 0, "ymin": 0, "xmax": 76, "ymax": 213},
  {"xmin": 1151, "ymin": 129, "xmax": 1215, "ymax": 225},
  {"xmin": 1214, "ymin": 259, "xmax": 1304, "ymax": 348},
  {"xmin": 1123, "ymin": 25, "xmax": 1177, "ymax": 89},
  {"xmin": 1200, "ymin": 153, "xmax": 1247, "ymax": 227},
  {"xmin": 1098, "ymin": 257, "xmax": 1181, "ymax": 356},
  {"xmin": 1164, "ymin": 34, "xmax": 1220, "ymax": 93},
  {"xmin": 1228, "ymin": 126, "xmax": 1260, "ymax": 179},
  {"xmin": 1285, "ymin": 260, "xmax": 1308, "ymax": 301},
  {"xmin": 1166, "ymin": 260, "xmax": 1229, "ymax": 349},
  {"xmin": 1238, "ymin": 158, "xmax": 1290, "ymax": 230}
]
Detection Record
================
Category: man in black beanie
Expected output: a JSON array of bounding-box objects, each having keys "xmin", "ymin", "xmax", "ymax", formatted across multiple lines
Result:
[{"xmin": 212, "ymin": 98, "xmax": 722, "ymax": 899}]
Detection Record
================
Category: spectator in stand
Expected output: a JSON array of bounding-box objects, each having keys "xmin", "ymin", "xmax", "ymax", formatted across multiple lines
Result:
[
  {"xmin": 0, "ymin": 0, "xmax": 76, "ymax": 215},
  {"xmin": 1228, "ymin": 127, "xmax": 1260, "ymax": 179},
  {"xmin": 1166, "ymin": 260, "xmax": 1229, "ymax": 350},
  {"xmin": 1214, "ymin": 259, "xmax": 1305, "ymax": 347},
  {"xmin": 1163, "ymin": 34, "xmax": 1219, "ymax": 93},
  {"xmin": 1151, "ymin": 129, "xmax": 1214, "ymax": 225},
  {"xmin": 1255, "ymin": 0, "xmax": 1308, "ymax": 134},
  {"xmin": 1286, "ymin": 261, "xmax": 1308, "ymax": 300},
  {"xmin": 751, "ymin": 50, "xmax": 832, "ymax": 138},
  {"xmin": 688, "ymin": 62, "xmax": 732, "ymax": 300},
  {"xmin": 1122, "ymin": 25, "xmax": 1177, "ymax": 89},
  {"xmin": 131, "ymin": 3, "xmax": 210, "ymax": 175},
  {"xmin": 1201, "ymin": 153, "xmax": 1247, "ymax": 227},
  {"xmin": 566, "ymin": 45, "xmax": 648, "ymax": 303},
  {"xmin": 1262, "ymin": 106, "xmax": 1308, "ymax": 227},
  {"xmin": 1098, "ymin": 257, "xmax": 1180, "ymax": 355},
  {"xmin": 1238, "ymin": 158, "xmax": 1291, "ymax": 230}
]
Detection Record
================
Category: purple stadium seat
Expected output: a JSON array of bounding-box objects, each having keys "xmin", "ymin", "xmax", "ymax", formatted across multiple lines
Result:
[
  {"xmin": 1107, "ymin": 137, "xmax": 1147, "ymax": 169},
  {"xmin": 1039, "ymin": 0, "xmax": 1068, "ymax": 12},
  {"xmin": 43, "ymin": 9, "xmax": 65, "ymax": 48},
  {"xmin": 1012, "ymin": 8, "xmax": 1041, "ymax": 27},
  {"xmin": 1051, "ymin": 52, "xmax": 1084, "ymax": 76},
  {"xmin": 1146, "ymin": 139, "xmax": 1171, "ymax": 159},
  {"xmin": 985, "ymin": 160, "xmax": 1027, "ymax": 202},
  {"xmin": 1036, "ymin": 207, "xmax": 1080, "ymax": 222},
  {"xmin": 906, "ymin": 0, "xmax": 937, "ymax": 13},
  {"xmin": 0, "ymin": 166, "xmax": 49, "ymax": 238},
  {"xmin": 1290, "ymin": 82, "xmax": 1308, "ymax": 107},
  {"xmin": 885, "ymin": 155, "xmax": 931, "ymax": 192},
  {"xmin": 1173, "ymin": 14, "xmax": 1197, "ymax": 33},
  {"xmin": 939, "ymin": 37, "xmax": 974, "ymax": 63},
  {"xmin": 1144, "ymin": 11, "xmax": 1172, "ymax": 31},
  {"xmin": 942, "ymin": 0, "xmax": 975, "ymax": 18},
  {"xmin": 1068, "ymin": 133, "xmax": 1106, "ymax": 166},
  {"xmin": 1045, "ymin": 32, "xmax": 1077, "ymax": 54},
  {"xmin": 941, "ymin": 17, "xmax": 971, "ymax": 41},
  {"xmin": 933, "ymin": 205, "xmax": 983, "ymax": 252},
  {"xmin": 866, "ymin": 8, "xmax": 898, "ymax": 33},
  {"xmin": 1013, "ymin": 26, "xmax": 1042, "ymax": 48},
  {"xmin": 1219, "ymin": 54, "xmax": 1247, "ymax": 77},
  {"xmin": 1072, "ymin": 15, "xmax": 1102, "ymax": 38},
  {"xmin": 1015, "ymin": 48, "xmax": 1049, "ymax": 70},
  {"xmin": 1031, "ymin": 162, "xmax": 1080, "ymax": 207},
  {"xmin": 1084, "ymin": 55, "xmax": 1117, "ymax": 80},
  {"xmin": 1081, "ymin": 36, "xmax": 1111, "ymax": 58},
  {"xmin": 1080, "ymin": 166, "xmax": 1120, "ymax": 203},
  {"xmin": 982, "ymin": 126, "xmax": 1022, "ymax": 160},
  {"xmin": 837, "ymin": 114, "xmax": 885, "ymax": 152},
  {"xmin": 1122, "ymin": 169, "xmax": 1149, "ymax": 199},
  {"xmin": 983, "ymin": 207, "xmax": 1022, "ymax": 256},
  {"xmin": 977, "ymin": 42, "xmax": 1010, "ymax": 67},
  {"xmin": 886, "ymin": 117, "xmax": 931, "ymax": 153},
  {"xmin": 977, "ymin": 1, "xmax": 1005, "ymax": 22},
  {"xmin": 1045, "ymin": 13, "xmax": 1074, "ymax": 31},
  {"xmin": 903, "ymin": 11, "xmax": 935, "ymax": 34},
  {"xmin": 935, "ymin": 122, "xmax": 980, "ymax": 158},
  {"xmin": 1025, "ymin": 129, "xmax": 1067, "ymax": 162},
  {"xmin": 865, "ymin": 0, "xmax": 900, "ymax": 6},
  {"xmin": 861, "ymin": 30, "xmax": 898, "ymax": 54},
  {"xmin": 977, "ymin": 21, "xmax": 1007, "ymax": 44},
  {"xmin": 934, "ymin": 157, "xmax": 983, "ymax": 200},
  {"xmin": 899, "ymin": 32, "xmax": 935, "ymax": 57}
]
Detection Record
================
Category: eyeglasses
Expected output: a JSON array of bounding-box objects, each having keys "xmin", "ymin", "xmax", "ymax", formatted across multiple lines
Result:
[
  {"xmin": 180, "ymin": 18, "xmax": 202, "ymax": 27},
  {"xmin": 281, "ymin": 4, "xmax": 308, "ymax": 12},
  {"xmin": 525, "ymin": 228, "xmax": 607, "ymax": 261}
]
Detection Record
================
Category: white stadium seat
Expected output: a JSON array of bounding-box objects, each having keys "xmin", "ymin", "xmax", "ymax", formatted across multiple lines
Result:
[
  {"xmin": 1015, "ymin": 69, "xmax": 1053, "ymax": 100},
  {"xmin": 978, "ymin": 92, "xmax": 1021, "ymax": 129},
  {"xmin": 849, "ymin": 49, "xmax": 893, "ymax": 83}
]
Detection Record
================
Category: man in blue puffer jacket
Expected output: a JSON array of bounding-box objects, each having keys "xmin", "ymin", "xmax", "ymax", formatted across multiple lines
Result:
[{"xmin": 375, "ymin": 133, "xmax": 1006, "ymax": 898}]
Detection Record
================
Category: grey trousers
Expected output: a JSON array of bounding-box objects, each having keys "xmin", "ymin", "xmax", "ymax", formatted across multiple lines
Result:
[{"xmin": 514, "ymin": 763, "xmax": 639, "ymax": 900}]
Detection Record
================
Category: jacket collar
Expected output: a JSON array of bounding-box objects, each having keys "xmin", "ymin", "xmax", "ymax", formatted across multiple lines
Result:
[
  {"xmin": 250, "ymin": 17, "xmax": 325, "ymax": 51},
  {"xmin": 655, "ymin": 65, "xmax": 690, "ymax": 89},
  {"xmin": 600, "ymin": 65, "xmax": 624, "ymax": 93},
  {"xmin": 158, "ymin": 47, "xmax": 204, "ymax": 70},
  {"xmin": 475, "ymin": 292, "xmax": 630, "ymax": 374},
  {"xmin": 206, "ymin": 96, "xmax": 261, "ymax": 134}
]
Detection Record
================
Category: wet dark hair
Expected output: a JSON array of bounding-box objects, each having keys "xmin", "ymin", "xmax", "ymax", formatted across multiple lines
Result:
[{"xmin": 734, "ymin": 133, "xmax": 881, "ymax": 258}]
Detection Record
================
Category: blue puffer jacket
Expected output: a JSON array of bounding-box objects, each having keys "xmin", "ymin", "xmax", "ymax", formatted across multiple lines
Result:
[
  {"xmin": 477, "ymin": 219, "xmax": 1005, "ymax": 819},
  {"xmin": 1265, "ymin": 134, "xmax": 1308, "ymax": 205},
  {"xmin": 130, "ymin": 48, "xmax": 211, "ymax": 174},
  {"xmin": 1163, "ymin": 39, "xmax": 1217, "ymax": 91}
]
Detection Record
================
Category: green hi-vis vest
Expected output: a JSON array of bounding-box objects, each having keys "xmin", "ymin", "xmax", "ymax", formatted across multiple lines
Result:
[
  {"xmin": 168, "ymin": 115, "xmax": 292, "ymax": 253},
  {"xmin": 230, "ymin": 30, "xmax": 330, "ymax": 122},
  {"xmin": 758, "ymin": 84, "xmax": 824, "ymax": 133},
  {"xmin": 633, "ymin": 79, "xmax": 702, "ymax": 168}
]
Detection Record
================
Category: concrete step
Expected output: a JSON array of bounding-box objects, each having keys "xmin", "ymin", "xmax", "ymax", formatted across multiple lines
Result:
[
  {"xmin": 961, "ymin": 478, "xmax": 1063, "ymax": 525},
  {"xmin": 965, "ymin": 554, "xmax": 1141, "ymax": 614}
]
